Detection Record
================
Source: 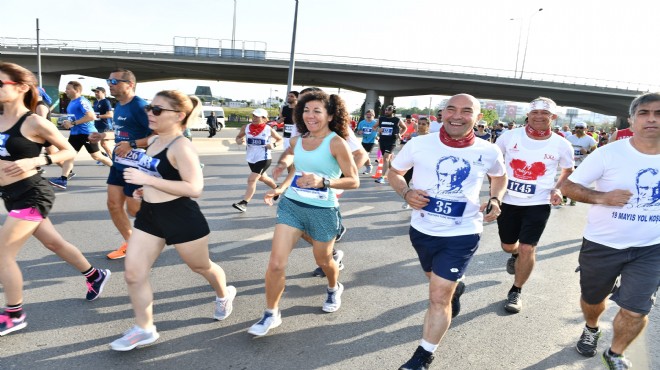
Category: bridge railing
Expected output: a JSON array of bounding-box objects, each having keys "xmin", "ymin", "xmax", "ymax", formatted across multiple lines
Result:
[{"xmin": 1, "ymin": 37, "xmax": 657, "ymax": 92}]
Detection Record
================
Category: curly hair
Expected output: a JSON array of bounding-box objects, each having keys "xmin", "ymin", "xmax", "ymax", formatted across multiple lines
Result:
[{"xmin": 294, "ymin": 89, "xmax": 350, "ymax": 139}]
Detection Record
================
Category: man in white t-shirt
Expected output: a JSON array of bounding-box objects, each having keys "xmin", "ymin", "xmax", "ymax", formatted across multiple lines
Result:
[
  {"xmin": 429, "ymin": 109, "xmax": 442, "ymax": 133},
  {"xmin": 562, "ymin": 92, "xmax": 660, "ymax": 369},
  {"xmin": 495, "ymin": 97, "xmax": 574, "ymax": 314},
  {"xmin": 387, "ymin": 94, "xmax": 507, "ymax": 370},
  {"xmin": 565, "ymin": 122, "xmax": 597, "ymax": 206}
]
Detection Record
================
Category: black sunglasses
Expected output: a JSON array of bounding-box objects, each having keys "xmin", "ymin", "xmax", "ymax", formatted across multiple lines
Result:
[
  {"xmin": 0, "ymin": 80, "xmax": 19, "ymax": 88},
  {"xmin": 144, "ymin": 105, "xmax": 179, "ymax": 116},
  {"xmin": 106, "ymin": 78, "xmax": 131, "ymax": 85}
]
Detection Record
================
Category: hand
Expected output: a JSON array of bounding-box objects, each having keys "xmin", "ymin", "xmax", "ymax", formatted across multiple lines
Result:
[
  {"xmin": 1, "ymin": 158, "xmax": 35, "ymax": 177},
  {"xmin": 264, "ymin": 188, "xmax": 282, "ymax": 206},
  {"xmin": 550, "ymin": 189, "xmax": 563, "ymax": 206},
  {"xmin": 296, "ymin": 172, "xmax": 320, "ymax": 188},
  {"xmin": 62, "ymin": 120, "xmax": 73, "ymax": 129},
  {"xmin": 88, "ymin": 132, "xmax": 105, "ymax": 144},
  {"xmin": 580, "ymin": 148, "xmax": 587, "ymax": 155},
  {"xmin": 123, "ymin": 168, "xmax": 151, "ymax": 186},
  {"xmin": 272, "ymin": 162, "xmax": 287, "ymax": 181},
  {"xmin": 480, "ymin": 201, "xmax": 501, "ymax": 222},
  {"xmin": 132, "ymin": 188, "xmax": 144, "ymax": 200},
  {"xmin": 114, "ymin": 141, "xmax": 132, "ymax": 158},
  {"xmin": 404, "ymin": 189, "xmax": 430, "ymax": 210},
  {"xmin": 601, "ymin": 189, "xmax": 633, "ymax": 207}
]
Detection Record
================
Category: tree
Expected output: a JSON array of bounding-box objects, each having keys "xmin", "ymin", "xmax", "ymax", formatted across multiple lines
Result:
[{"xmin": 480, "ymin": 109, "xmax": 499, "ymax": 124}]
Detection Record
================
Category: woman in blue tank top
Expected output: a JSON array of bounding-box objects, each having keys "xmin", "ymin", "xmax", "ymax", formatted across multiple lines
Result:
[
  {"xmin": 247, "ymin": 90, "xmax": 360, "ymax": 336},
  {"xmin": 109, "ymin": 90, "xmax": 236, "ymax": 351}
]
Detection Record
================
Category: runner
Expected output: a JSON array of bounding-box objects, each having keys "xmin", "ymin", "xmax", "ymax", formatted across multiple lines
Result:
[
  {"xmin": 232, "ymin": 108, "xmax": 282, "ymax": 213},
  {"xmin": 248, "ymin": 89, "xmax": 359, "ymax": 336},
  {"xmin": 388, "ymin": 93, "xmax": 506, "ymax": 369},
  {"xmin": 0, "ymin": 62, "xmax": 111, "ymax": 336},
  {"xmin": 495, "ymin": 97, "xmax": 574, "ymax": 314},
  {"xmin": 109, "ymin": 91, "xmax": 235, "ymax": 351},
  {"xmin": 562, "ymin": 92, "xmax": 660, "ymax": 369}
]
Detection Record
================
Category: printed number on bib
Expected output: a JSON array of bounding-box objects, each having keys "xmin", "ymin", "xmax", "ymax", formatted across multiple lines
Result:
[
  {"xmin": 137, "ymin": 154, "xmax": 162, "ymax": 178},
  {"xmin": 284, "ymin": 124, "xmax": 294, "ymax": 133},
  {"xmin": 114, "ymin": 149, "xmax": 145, "ymax": 168},
  {"xmin": 507, "ymin": 179, "xmax": 537, "ymax": 198},
  {"xmin": 421, "ymin": 196, "xmax": 467, "ymax": 225},
  {"xmin": 362, "ymin": 127, "xmax": 372, "ymax": 134},
  {"xmin": 247, "ymin": 138, "xmax": 266, "ymax": 146},
  {"xmin": 381, "ymin": 127, "xmax": 393, "ymax": 136},
  {"xmin": 290, "ymin": 173, "xmax": 329, "ymax": 201}
]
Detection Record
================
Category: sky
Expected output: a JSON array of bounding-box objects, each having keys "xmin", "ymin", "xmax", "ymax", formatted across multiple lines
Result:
[{"xmin": 3, "ymin": 0, "xmax": 658, "ymax": 113}]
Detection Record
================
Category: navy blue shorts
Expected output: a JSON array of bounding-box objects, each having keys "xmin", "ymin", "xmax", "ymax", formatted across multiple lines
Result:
[
  {"xmin": 107, "ymin": 166, "xmax": 142, "ymax": 197},
  {"xmin": 409, "ymin": 226, "xmax": 480, "ymax": 281}
]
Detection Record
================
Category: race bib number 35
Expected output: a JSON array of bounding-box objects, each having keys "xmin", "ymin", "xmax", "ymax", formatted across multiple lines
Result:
[{"xmin": 421, "ymin": 196, "xmax": 467, "ymax": 225}]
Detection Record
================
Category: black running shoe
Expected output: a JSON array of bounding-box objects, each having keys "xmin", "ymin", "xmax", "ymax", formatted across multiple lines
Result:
[{"xmin": 399, "ymin": 346, "xmax": 434, "ymax": 370}]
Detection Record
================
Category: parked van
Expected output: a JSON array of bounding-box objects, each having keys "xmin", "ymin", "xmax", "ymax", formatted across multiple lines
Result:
[{"xmin": 188, "ymin": 106, "xmax": 226, "ymax": 131}]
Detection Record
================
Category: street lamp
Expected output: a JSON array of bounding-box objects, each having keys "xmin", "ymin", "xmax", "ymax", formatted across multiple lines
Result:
[
  {"xmin": 286, "ymin": 0, "xmax": 299, "ymax": 95},
  {"xmin": 519, "ymin": 8, "xmax": 543, "ymax": 79},
  {"xmin": 231, "ymin": 0, "xmax": 237, "ymax": 50}
]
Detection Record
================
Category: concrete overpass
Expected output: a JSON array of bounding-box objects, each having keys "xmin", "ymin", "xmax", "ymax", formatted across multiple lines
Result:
[{"xmin": 0, "ymin": 39, "xmax": 650, "ymax": 122}]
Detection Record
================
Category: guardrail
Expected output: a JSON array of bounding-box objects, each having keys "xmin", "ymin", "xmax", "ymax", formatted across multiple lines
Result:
[{"xmin": 1, "ymin": 37, "xmax": 658, "ymax": 92}]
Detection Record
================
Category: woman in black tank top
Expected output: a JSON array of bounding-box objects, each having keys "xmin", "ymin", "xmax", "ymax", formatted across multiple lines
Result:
[
  {"xmin": 109, "ymin": 90, "xmax": 236, "ymax": 351},
  {"xmin": 0, "ymin": 62, "xmax": 112, "ymax": 336}
]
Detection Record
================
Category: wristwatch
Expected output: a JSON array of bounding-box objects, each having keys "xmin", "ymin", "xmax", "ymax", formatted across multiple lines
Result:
[
  {"xmin": 128, "ymin": 140, "xmax": 138, "ymax": 149},
  {"xmin": 322, "ymin": 177, "xmax": 331, "ymax": 189}
]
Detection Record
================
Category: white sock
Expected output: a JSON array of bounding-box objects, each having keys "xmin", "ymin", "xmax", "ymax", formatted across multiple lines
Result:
[
  {"xmin": 420, "ymin": 339, "xmax": 439, "ymax": 353},
  {"xmin": 328, "ymin": 284, "xmax": 338, "ymax": 291},
  {"xmin": 265, "ymin": 308, "xmax": 278, "ymax": 316}
]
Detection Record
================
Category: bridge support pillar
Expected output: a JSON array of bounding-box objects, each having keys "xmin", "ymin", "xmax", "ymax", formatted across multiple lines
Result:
[
  {"xmin": 383, "ymin": 96, "xmax": 395, "ymax": 112},
  {"xmin": 365, "ymin": 89, "xmax": 378, "ymax": 114},
  {"xmin": 615, "ymin": 116, "xmax": 629, "ymax": 129}
]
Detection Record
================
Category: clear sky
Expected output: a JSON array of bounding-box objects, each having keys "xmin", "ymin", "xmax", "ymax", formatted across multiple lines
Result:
[{"xmin": 3, "ymin": 0, "xmax": 658, "ymax": 112}]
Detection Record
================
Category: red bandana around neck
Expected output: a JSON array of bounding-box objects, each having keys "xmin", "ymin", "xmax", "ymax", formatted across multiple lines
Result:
[
  {"xmin": 525, "ymin": 124, "xmax": 552, "ymax": 139},
  {"xmin": 439, "ymin": 126, "xmax": 476, "ymax": 148},
  {"xmin": 248, "ymin": 123, "xmax": 267, "ymax": 137}
]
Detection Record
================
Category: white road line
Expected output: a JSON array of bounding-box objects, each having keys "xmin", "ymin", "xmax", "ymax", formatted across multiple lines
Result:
[{"xmin": 210, "ymin": 205, "xmax": 374, "ymax": 253}]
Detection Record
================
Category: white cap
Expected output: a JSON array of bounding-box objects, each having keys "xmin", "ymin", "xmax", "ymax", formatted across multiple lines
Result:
[{"xmin": 252, "ymin": 108, "xmax": 268, "ymax": 118}]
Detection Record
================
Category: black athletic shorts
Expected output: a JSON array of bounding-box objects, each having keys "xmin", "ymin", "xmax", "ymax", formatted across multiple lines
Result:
[
  {"xmin": 68, "ymin": 133, "xmax": 101, "ymax": 154},
  {"xmin": 1, "ymin": 174, "xmax": 55, "ymax": 218},
  {"xmin": 134, "ymin": 197, "xmax": 210, "ymax": 245},
  {"xmin": 497, "ymin": 203, "xmax": 551, "ymax": 246},
  {"xmin": 248, "ymin": 159, "xmax": 272, "ymax": 175},
  {"xmin": 378, "ymin": 140, "xmax": 396, "ymax": 154}
]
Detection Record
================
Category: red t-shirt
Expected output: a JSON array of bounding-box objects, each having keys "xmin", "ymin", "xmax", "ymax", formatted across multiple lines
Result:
[{"xmin": 615, "ymin": 128, "xmax": 634, "ymax": 141}]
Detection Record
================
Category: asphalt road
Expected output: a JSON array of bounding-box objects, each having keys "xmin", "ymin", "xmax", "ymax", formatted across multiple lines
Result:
[{"xmin": 0, "ymin": 129, "xmax": 657, "ymax": 370}]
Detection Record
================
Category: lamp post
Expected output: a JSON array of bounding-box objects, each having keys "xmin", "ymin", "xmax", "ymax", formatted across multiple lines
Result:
[
  {"xmin": 519, "ymin": 8, "xmax": 543, "ymax": 79},
  {"xmin": 510, "ymin": 17, "xmax": 523, "ymax": 79},
  {"xmin": 231, "ymin": 0, "xmax": 237, "ymax": 50},
  {"xmin": 286, "ymin": 0, "xmax": 299, "ymax": 95}
]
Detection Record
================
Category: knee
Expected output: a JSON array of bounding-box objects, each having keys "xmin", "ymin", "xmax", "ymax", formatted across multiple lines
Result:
[
  {"xmin": 518, "ymin": 244, "xmax": 536, "ymax": 257},
  {"xmin": 429, "ymin": 290, "xmax": 451, "ymax": 310},
  {"xmin": 501, "ymin": 243, "xmax": 517, "ymax": 253},
  {"xmin": 314, "ymin": 254, "xmax": 333, "ymax": 269},
  {"xmin": 619, "ymin": 308, "xmax": 645, "ymax": 320},
  {"xmin": 266, "ymin": 258, "xmax": 287, "ymax": 275},
  {"xmin": 107, "ymin": 198, "xmax": 123, "ymax": 213},
  {"xmin": 124, "ymin": 266, "xmax": 149, "ymax": 286},
  {"xmin": 188, "ymin": 261, "xmax": 212, "ymax": 275}
]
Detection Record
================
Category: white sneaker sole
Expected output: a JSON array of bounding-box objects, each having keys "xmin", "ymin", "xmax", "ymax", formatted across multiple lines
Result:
[
  {"xmin": 247, "ymin": 316, "xmax": 282, "ymax": 336},
  {"xmin": 110, "ymin": 332, "xmax": 160, "ymax": 351},
  {"xmin": 0, "ymin": 321, "xmax": 27, "ymax": 336},
  {"xmin": 214, "ymin": 285, "xmax": 237, "ymax": 320}
]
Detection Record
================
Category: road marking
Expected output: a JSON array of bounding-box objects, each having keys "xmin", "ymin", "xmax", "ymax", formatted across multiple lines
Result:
[{"xmin": 210, "ymin": 205, "xmax": 374, "ymax": 253}]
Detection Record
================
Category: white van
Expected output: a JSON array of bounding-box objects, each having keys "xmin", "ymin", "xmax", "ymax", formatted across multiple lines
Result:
[{"xmin": 189, "ymin": 106, "xmax": 226, "ymax": 131}]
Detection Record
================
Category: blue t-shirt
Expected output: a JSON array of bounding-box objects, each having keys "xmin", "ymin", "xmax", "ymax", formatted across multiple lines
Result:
[
  {"xmin": 112, "ymin": 96, "xmax": 151, "ymax": 170},
  {"xmin": 357, "ymin": 119, "xmax": 378, "ymax": 144},
  {"xmin": 67, "ymin": 97, "xmax": 97, "ymax": 135},
  {"xmin": 93, "ymin": 98, "xmax": 113, "ymax": 127}
]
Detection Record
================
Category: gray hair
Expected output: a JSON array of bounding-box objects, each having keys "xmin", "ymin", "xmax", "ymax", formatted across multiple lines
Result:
[{"xmin": 629, "ymin": 92, "xmax": 660, "ymax": 116}]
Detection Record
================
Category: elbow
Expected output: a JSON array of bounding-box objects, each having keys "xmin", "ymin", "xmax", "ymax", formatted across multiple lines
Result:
[
  {"xmin": 190, "ymin": 183, "xmax": 204, "ymax": 198},
  {"xmin": 349, "ymin": 178, "xmax": 360, "ymax": 189}
]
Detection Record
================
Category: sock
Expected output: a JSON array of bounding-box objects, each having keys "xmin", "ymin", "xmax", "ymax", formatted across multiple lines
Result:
[
  {"xmin": 509, "ymin": 285, "xmax": 522, "ymax": 294},
  {"xmin": 512, "ymin": 253, "xmax": 519, "ymax": 259},
  {"xmin": 586, "ymin": 324, "xmax": 599, "ymax": 332},
  {"xmin": 328, "ymin": 284, "xmax": 338, "ymax": 291},
  {"xmin": 5, "ymin": 303, "xmax": 23, "ymax": 319},
  {"xmin": 607, "ymin": 348, "xmax": 622, "ymax": 357},
  {"xmin": 83, "ymin": 267, "xmax": 100, "ymax": 282},
  {"xmin": 420, "ymin": 339, "xmax": 438, "ymax": 353},
  {"xmin": 240, "ymin": 200, "xmax": 248, "ymax": 205},
  {"xmin": 216, "ymin": 295, "xmax": 228, "ymax": 302},
  {"xmin": 60, "ymin": 176, "xmax": 67, "ymax": 181},
  {"xmin": 265, "ymin": 308, "xmax": 279, "ymax": 316}
]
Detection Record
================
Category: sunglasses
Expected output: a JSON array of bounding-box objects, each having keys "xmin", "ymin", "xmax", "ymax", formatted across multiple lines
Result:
[
  {"xmin": 106, "ymin": 78, "xmax": 131, "ymax": 85},
  {"xmin": 144, "ymin": 105, "xmax": 179, "ymax": 116},
  {"xmin": 0, "ymin": 80, "xmax": 19, "ymax": 88}
]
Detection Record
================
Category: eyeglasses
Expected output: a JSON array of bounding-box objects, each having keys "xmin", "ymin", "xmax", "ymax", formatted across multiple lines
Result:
[
  {"xmin": 144, "ymin": 105, "xmax": 179, "ymax": 116},
  {"xmin": 106, "ymin": 78, "xmax": 131, "ymax": 85},
  {"xmin": 0, "ymin": 80, "xmax": 19, "ymax": 88}
]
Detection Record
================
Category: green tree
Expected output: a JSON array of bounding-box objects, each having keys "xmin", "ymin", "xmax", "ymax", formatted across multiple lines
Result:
[{"xmin": 480, "ymin": 109, "xmax": 499, "ymax": 124}]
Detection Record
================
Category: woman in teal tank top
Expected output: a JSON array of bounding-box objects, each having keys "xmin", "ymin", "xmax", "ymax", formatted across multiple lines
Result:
[{"xmin": 247, "ymin": 90, "xmax": 360, "ymax": 337}]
